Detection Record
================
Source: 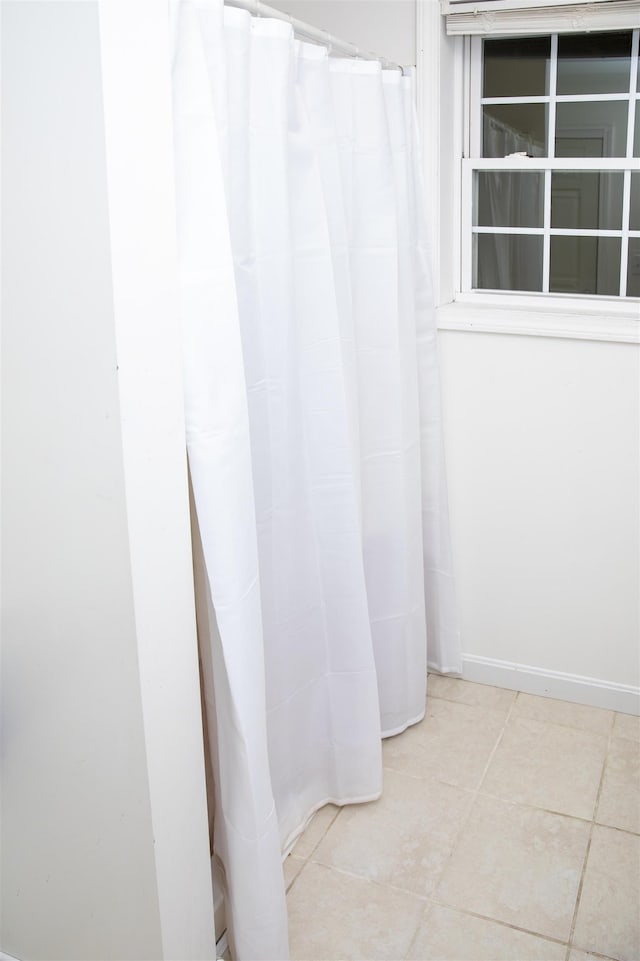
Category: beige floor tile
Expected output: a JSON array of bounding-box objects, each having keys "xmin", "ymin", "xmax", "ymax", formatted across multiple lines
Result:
[
  {"xmin": 291, "ymin": 804, "xmax": 340, "ymax": 858},
  {"xmin": 312, "ymin": 769, "xmax": 473, "ymax": 898},
  {"xmin": 597, "ymin": 737, "xmax": 640, "ymax": 835},
  {"xmin": 407, "ymin": 903, "xmax": 567, "ymax": 961},
  {"xmin": 614, "ymin": 713, "xmax": 640, "ymax": 743},
  {"xmin": 513, "ymin": 693, "xmax": 613, "ymax": 736},
  {"xmin": 287, "ymin": 861, "xmax": 425, "ymax": 961},
  {"xmin": 383, "ymin": 698, "xmax": 506, "ymax": 789},
  {"xmin": 481, "ymin": 715, "xmax": 607, "ymax": 820},
  {"xmin": 573, "ymin": 825, "xmax": 640, "ymax": 961},
  {"xmin": 436, "ymin": 796, "xmax": 590, "ymax": 942},
  {"xmin": 283, "ymin": 854, "xmax": 306, "ymax": 890},
  {"xmin": 428, "ymin": 674, "xmax": 516, "ymax": 713}
]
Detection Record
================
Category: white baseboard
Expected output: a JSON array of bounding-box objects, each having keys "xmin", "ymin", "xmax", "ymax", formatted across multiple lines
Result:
[{"xmin": 461, "ymin": 653, "xmax": 640, "ymax": 716}]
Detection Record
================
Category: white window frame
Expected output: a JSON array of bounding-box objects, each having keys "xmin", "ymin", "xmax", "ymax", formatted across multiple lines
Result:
[
  {"xmin": 461, "ymin": 30, "xmax": 640, "ymax": 299},
  {"xmin": 418, "ymin": 0, "xmax": 640, "ymax": 342}
]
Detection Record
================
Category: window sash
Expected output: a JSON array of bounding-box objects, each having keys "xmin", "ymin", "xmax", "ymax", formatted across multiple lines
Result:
[
  {"xmin": 463, "ymin": 30, "xmax": 640, "ymax": 298},
  {"xmin": 461, "ymin": 160, "xmax": 640, "ymax": 296}
]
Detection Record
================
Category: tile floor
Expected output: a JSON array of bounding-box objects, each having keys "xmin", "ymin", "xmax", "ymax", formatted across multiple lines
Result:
[{"xmin": 284, "ymin": 677, "xmax": 640, "ymax": 961}]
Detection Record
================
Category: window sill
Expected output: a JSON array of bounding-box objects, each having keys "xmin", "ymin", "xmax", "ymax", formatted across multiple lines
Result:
[{"xmin": 436, "ymin": 298, "xmax": 640, "ymax": 344}]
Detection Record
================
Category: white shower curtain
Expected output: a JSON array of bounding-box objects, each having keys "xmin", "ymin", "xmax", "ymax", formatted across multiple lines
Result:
[{"xmin": 171, "ymin": 2, "xmax": 460, "ymax": 958}]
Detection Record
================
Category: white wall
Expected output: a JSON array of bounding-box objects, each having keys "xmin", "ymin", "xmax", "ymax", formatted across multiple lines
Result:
[
  {"xmin": 268, "ymin": 0, "xmax": 417, "ymax": 66},
  {"xmin": 1, "ymin": 3, "xmax": 215, "ymax": 958},
  {"xmin": 438, "ymin": 328, "xmax": 640, "ymax": 708},
  {"xmin": 421, "ymin": 11, "xmax": 640, "ymax": 712}
]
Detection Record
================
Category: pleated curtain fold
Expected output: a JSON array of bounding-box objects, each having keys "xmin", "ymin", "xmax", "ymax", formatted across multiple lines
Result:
[{"xmin": 171, "ymin": 2, "xmax": 461, "ymax": 957}]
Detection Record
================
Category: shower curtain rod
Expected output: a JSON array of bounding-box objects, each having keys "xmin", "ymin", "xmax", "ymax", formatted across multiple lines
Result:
[{"xmin": 223, "ymin": 0, "xmax": 407, "ymax": 73}]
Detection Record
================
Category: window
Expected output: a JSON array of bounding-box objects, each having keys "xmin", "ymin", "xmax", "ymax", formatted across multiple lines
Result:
[{"xmin": 462, "ymin": 29, "xmax": 640, "ymax": 299}]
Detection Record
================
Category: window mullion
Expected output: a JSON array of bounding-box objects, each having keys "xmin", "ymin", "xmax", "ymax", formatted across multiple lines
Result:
[
  {"xmin": 626, "ymin": 30, "xmax": 638, "ymax": 161},
  {"xmin": 470, "ymin": 37, "xmax": 483, "ymax": 156},
  {"xmin": 543, "ymin": 34, "xmax": 558, "ymax": 294},
  {"xmin": 620, "ymin": 30, "xmax": 638, "ymax": 295},
  {"xmin": 470, "ymin": 158, "xmax": 640, "ymax": 170},
  {"xmin": 463, "ymin": 35, "xmax": 472, "ymax": 158},
  {"xmin": 461, "ymin": 162, "xmax": 474, "ymax": 292},
  {"xmin": 483, "ymin": 94, "xmax": 632, "ymax": 104},
  {"xmin": 543, "ymin": 171, "xmax": 552, "ymax": 292},
  {"xmin": 620, "ymin": 172, "xmax": 631, "ymax": 296},
  {"xmin": 548, "ymin": 34, "xmax": 558, "ymax": 158}
]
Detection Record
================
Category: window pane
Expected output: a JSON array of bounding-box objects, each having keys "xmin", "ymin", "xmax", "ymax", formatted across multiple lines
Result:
[
  {"xmin": 483, "ymin": 103, "xmax": 547, "ymax": 157},
  {"xmin": 557, "ymin": 32, "xmax": 632, "ymax": 95},
  {"xmin": 550, "ymin": 236, "xmax": 621, "ymax": 295},
  {"xmin": 476, "ymin": 172, "xmax": 544, "ymax": 228},
  {"xmin": 474, "ymin": 234, "xmax": 543, "ymax": 291},
  {"xmin": 555, "ymin": 101, "xmax": 628, "ymax": 158},
  {"xmin": 631, "ymin": 172, "xmax": 640, "ymax": 232},
  {"xmin": 627, "ymin": 238, "xmax": 640, "ymax": 297},
  {"xmin": 551, "ymin": 172, "xmax": 624, "ymax": 230},
  {"xmin": 634, "ymin": 101, "xmax": 640, "ymax": 157},
  {"xmin": 483, "ymin": 37, "xmax": 550, "ymax": 98}
]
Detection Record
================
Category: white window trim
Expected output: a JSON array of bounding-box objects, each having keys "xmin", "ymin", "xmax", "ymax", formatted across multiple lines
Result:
[
  {"xmin": 417, "ymin": 1, "xmax": 640, "ymax": 343},
  {"xmin": 443, "ymin": 1, "xmax": 640, "ymax": 38},
  {"xmin": 442, "ymin": 0, "xmax": 621, "ymax": 9}
]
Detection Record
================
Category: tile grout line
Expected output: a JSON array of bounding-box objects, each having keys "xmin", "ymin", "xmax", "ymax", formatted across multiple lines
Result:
[
  {"xmin": 402, "ymin": 900, "xmax": 433, "ymax": 960},
  {"xmin": 415, "ymin": 894, "xmax": 572, "ymax": 951},
  {"xmin": 376, "ymin": 768, "xmax": 640, "ymax": 838},
  {"xmin": 288, "ymin": 684, "xmax": 516, "ymax": 907},
  {"xmin": 428, "ymin": 686, "xmax": 615, "ymax": 737},
  {"xmin": 591, "ymin": 820, "xmax": 640, "ymax": 839},
  {"xmin": 284, "ymin": 856, "xmax": 306, "ymax": 894},
  {"xmin": 308, "ymin": 805, "xmax": 341, "ymax": 858},
  {"xmin": 426, "ymin": 692, "xmax": 517, "ymax": 720},
  {"xmin": 564, "ymin": 708, "xmax": 616, "ymax": 961},
  {"xmin": 474, "ymin": 788, "xmax": 603, "ymax": 826},
  {"xmin": 475, "ymin": 688, "xmax": 519, "ymax": 793},
  {"xmin": 285, "ymin": 806, "xmax": 341, "ymax": 894},
  {"xmin": 405, "ymin": 687, "xmax": 517, "ymax": 960},
  {"xmin": 305, "ymin": 856, "xmax": 430, "ymax": 901},
  {"xmin": 296, "ymin": 855, "xmax": 433, "ymax": 958},
  {"xmin": 381, "ymin": 763, "xmax": 477, "ymax": 791},
  {"xmin": 427, "ymin": 690, "xmax": 518, "ymax": 877},
  {"xmin": 402, "ymin": 691, "xmax": 520, "ymax": 960},
  {"xmin": 593, "ymin": 718, "xmax": 640, "ymax": 837}
]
